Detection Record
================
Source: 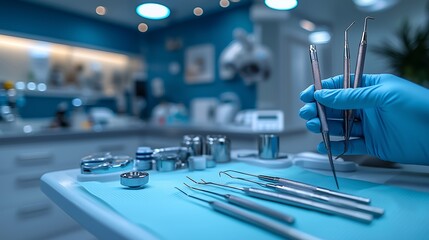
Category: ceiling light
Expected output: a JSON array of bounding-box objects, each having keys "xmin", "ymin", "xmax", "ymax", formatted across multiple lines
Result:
[
  {"xmin": 300, "ymin": 19, "xmax": 315, "ymax": 31},
  {"xmin": 309, "ymin": 31, "xmax": 331, "ymax": 44},
  {"xmin": 220, "ymin": 0, "xmax": 230, "ymax": 8},
  {"xmin": 353, "ymin": 0, "xmax": 399, "ymax": 12},
  {"xmin": 193, "ymin": 7, "xmax": 204, "ymax": 16},
  {"xmin": 265, "ymin": 0, "xmax": 298, "ymax": 10},
  {"xmin": 96, "ymin": 6, "xmax": 107, "ymax": 16},
  {"xmin": 138, "ymin": 23, "xmax": 149, "ymax": 32},
  {"xmin": 136, "ymin": 3, "xmax": 170, "ymax": 20}
]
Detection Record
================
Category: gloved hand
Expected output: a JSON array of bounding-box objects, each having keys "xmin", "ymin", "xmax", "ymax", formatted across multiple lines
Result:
[{"xmin": 299, "ymin": 74, "xmax": 429, "ymax": 165}]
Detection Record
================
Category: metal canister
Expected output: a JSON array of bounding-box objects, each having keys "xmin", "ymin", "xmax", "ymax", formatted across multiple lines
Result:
[
  {"xmin": 155, "ymin": 152, "xmax": 180, "ymax": 172},
  {"xmin": 258, "ymin": 134, "xmax": 279, "ymax": 159},
  {"xmin": 182, "ymin": 135, "xmax": 203, "ymax": 156},
  {"xmin": 205, "ymin": 135, "xmax": 230, "ymax": 163}
]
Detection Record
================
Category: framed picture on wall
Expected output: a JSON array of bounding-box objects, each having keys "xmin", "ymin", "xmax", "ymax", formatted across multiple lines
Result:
[{"xmin": 184, "ymin": 44, "xmax": 215, "ymax": 84}]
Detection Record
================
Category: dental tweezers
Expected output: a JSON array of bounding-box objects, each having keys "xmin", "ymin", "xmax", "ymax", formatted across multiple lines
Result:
[
  {"xmin": 175, "ymin": 187, "xmax": 320, "ymax": 240},
  {"xmin": 309, "ymin": 44, "xmax": 339, "ymax": 189}
]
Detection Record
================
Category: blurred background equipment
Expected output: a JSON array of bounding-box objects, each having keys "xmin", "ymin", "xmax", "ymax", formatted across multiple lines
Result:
[{"xmin": 219, "ymin": 28, "xmax": 272, "ymax": 85}]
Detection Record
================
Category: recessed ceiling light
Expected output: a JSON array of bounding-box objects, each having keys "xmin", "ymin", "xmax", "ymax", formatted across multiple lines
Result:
[
  {"xmin": 193, "ymin": 7, "xmax": 204, "ymax": 16},
  {"xmin": 96, "ymin": 6, "xmax": 107, "ymax": 15},
  {"xmin": 309, "ymin": 31, "xmax": 331, "ymax": 44},
  {"xmin": 138, "ymin": 23, "xmax": 149, "ymax": 32},
  {"xmin": 265, "ymin": 0, "xmax": 298, "ymax": 10},
  {"xmin": 353, "ymin": 0, "xmax": 399, "ymax": 12},
  {"xmin": 136, "ymin": 3, "xmax": 170, "ymax": 20},
  {"xmin": 220, "ymin": 0, "xmax": 230, "ymax": 8},
  {"xmin": 299, "ymin": 19, "xmax": 315, "ymax": 31}
]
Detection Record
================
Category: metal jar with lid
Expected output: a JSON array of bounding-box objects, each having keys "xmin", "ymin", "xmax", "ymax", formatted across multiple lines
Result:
[
  {"xmin": 205, "ymin": 135, "xmax": 231, "ymax": 163},
  {"xmin": 182, "ymin": 135, "xmax": 203, "ymax": 156},
  {"xmin": 155, "ymin": 152, "xmax": 180, "ymax": 172}
]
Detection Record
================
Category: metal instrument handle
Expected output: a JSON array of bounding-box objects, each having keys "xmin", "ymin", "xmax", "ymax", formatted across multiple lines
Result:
[
  {"xmin": 276, "ymin": 177, "xmax": 371, "ymax": 204},
  {"xmin": 277, "ymin": 178, "xmax": 317, "ymax": 191},
  {"xmin": 353, "ymin": 40, "xmax": 367, "ymax": 89},
  {"xmin": 210, "ymin": 201, "xmax": 319, "ymax": 240},
  {"xmin": 226, "ymin": 195, "xmax": 295, "ymax": 224},
  {"xmin": 245, "ymin": 188, "xmax": 373, "ymax": 223},
  {"xmin": 315, "ymin": 187, "xmax": 371, "ymax": 204},
  {"xmin": 273, "ymin": 185, "xmax": 382, "ymax": 216}
]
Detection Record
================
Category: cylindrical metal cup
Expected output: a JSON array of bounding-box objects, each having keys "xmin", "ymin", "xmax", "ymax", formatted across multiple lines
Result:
[
  {"xmin": 258, "ymin": 134, "xmax": 279, "ymax": 159},
  {"xmin": 182, "ymin": 135, "xmax": 203, "ymax": 156},
  {"xmin": 206, "ymin": 135, "xmax": 231, "ymax": 163}
]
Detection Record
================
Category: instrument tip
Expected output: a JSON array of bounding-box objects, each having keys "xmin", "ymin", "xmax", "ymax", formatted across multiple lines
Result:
[
  {"xmin": 363, "ymin": 16, "xmax": 375, "ymax": 31},
  {"xmin": 346, "ymin": 21, "xmax": 355, "ymax": 32}
]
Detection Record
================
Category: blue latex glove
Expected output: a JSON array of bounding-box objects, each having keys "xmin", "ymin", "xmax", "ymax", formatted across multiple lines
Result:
[{"xmin": 299, "ymin": 74, "xmax": 429, "ymax": 165}]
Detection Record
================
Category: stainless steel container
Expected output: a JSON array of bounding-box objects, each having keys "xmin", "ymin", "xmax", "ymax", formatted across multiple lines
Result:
[
  {"xmin": 258, "ymin": 134, "xmax": 279, "ymax": 159},
  {"xmin": 120, "ymin": 171, "xmax": 149, "ymax": 188},
  {"xmin": 155, "ymin": 153, "xmax": 179, "ymax": 172},
  {"xmin": 182, "ymin": 135, "xmax": 203, "ymax": 156},
  {"xmin": 205, "ymin": 135, "xmax": 230, "ymax": 163}
]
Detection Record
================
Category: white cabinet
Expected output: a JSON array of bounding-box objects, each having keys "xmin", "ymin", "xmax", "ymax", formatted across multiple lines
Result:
[{"xmin": 0, "ymin": 133, "xmax": 142, "ymax": 240}]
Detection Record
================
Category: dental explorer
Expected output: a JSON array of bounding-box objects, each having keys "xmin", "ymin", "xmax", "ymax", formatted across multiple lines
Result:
[
  {"xmin": 183, "ymin": 182, "xmax": 295, "ymax": 224},
  {"xmin": 309, "ymin": 44, "xmax": 339, "ymax": 189},
  {"xmin": 345, "ymin": 16, "xmax": 375, "ymax": 152},
  {"xmin": 219, "ymin": 172, "xmax": 384, "ymax": 217},
  {"xmin": 219, "ymin": 170, "xmax": 370, "ymax": 204},
  {"xmin": 175, "ymin": 187, "xmax": 320, "ymax": 240},
  {"xmin": 187, "ymin": 177, "xmax": 373, "ymax": 223},
  {"xmin": 340, "ymin": 22, "xmax": 355, "ymax": 157}
]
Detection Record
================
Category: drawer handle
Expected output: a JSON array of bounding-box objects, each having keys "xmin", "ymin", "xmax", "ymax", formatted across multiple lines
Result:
[
  {"xmin": 15, "ymin": 175, "xmax": 42, "ymax": 188},
  {"xmin": 15, "ymin": 152, "xmax": 54, "ymax": 166},
  {"xmin": 17, "ymin": 202, "xmax": 52, "ymax": 219}
]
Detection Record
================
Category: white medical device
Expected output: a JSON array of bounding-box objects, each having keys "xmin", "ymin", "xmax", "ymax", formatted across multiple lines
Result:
[
  {"xmin": 235, "ymin": 110, "xmax": 284, "ymax": 132},
  {"xmin": 251, "ymin": 110, "xmax": 284, "ymax": 132}
]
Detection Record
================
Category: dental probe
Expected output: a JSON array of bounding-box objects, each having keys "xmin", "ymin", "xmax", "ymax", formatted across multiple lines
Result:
[
  {"xmin": 220, "ymin": 170, "xmax": 371, "ymax": 204},
  {"xmin": 346, "ymin": 16, "xmax": 375, "ymax": 150},
  {"xmin": 219, "ymin": 172, "xmax": 384, "ymax": 217},
  {"xmin": 309, "ymin": 44, "xmax": 339, "ymax": 189},
  {"xmin": 187, "ymin": 177, "xmax": 373, "ymax": 223},
  {"xmin": 353, "ymin": 16, "xmax": 375, "ymax": 89},
  {"xmin": 340, "ymin": 21, "xmax": 355, "ymax": 157},
  {"xmin": 183, "ymin": 182, "xmax": 295, "ymax": 224},
  {"xmin": 175, "ymin": 187, "xmax": 320, "ymax": 240}
]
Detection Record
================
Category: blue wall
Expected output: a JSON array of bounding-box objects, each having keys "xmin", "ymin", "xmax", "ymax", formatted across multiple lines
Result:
[
  {"xmin": 0, "ymin": 1, "xmax": 140, "ymax": 54},
  {"xmin": 142, "ymin": 4, "xmax": 256, "ymax": 116},
  {"xmin": 0, "ymin": 1, "xmax": 256, "ymax": 119}
]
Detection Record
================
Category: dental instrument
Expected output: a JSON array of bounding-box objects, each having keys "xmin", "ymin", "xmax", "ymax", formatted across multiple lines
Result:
[
  {"xmin": 309, "ymin": 44, "xmax": 339, "ymax": 189},
  {"xmin": 175, "ymin": 187, "xmax": 319, "ymax": 240},
  {"xmin": 340, "ymin": 22, "xmax": 355, "ymax": 157},
  {"xmin": 345, "ymin": 17, "xmax": 375, "ymax": 151},
  {"xmin": 183, "ymin": 182, "xmax": 295, "ymax": 223},
  {"xmin": 354, "ymin": 16, "xmax": 375, "ymax": 89},
  {"xmin": 219, "ymin": 171, "xmax": 383, "ymax": 217},
  {"xmin": 219, "ymin": 170, "xmax": 370, "ymax": 204},
  {"xmin": 187, "ymin": 177, "xmax": 373, "ymax": 223}
]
